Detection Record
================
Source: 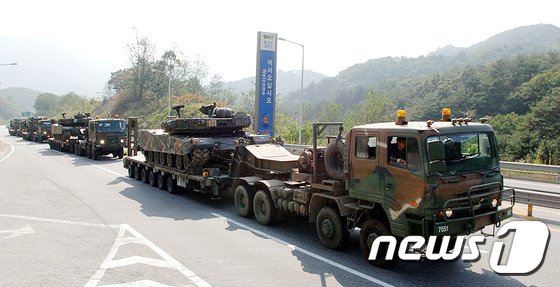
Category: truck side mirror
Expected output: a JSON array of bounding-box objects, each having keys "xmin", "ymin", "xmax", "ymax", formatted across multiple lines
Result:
[
  {"xmin": 429, "ymin": 160, "xmax": 447, "ymax": 174},
  {"xmin": 428, "ymin": 140, "xmax": 445, "ymax": 160}
]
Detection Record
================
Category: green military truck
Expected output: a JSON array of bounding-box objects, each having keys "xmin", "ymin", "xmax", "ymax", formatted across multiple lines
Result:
[
  {"xmin": 76, "ymin": 118, "xmax": 127, "ymax": 160},
  {"xmin": 36, "ymin": 119, "xmax": 53, "ymax": 143},
  {"xmin": 7, "ymin": 119, "xmax": 18, "ymax": 136},
  {"xmin": 124, "ymin": 108, "xmax": 514, "ymax": 267}
]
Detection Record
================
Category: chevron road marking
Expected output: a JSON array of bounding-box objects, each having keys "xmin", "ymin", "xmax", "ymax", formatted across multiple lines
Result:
[{"xmin": 86, "ymin": 224, "xmax": 211, "ymax": 287}]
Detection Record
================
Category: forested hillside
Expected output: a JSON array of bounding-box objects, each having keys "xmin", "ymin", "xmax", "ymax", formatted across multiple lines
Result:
[
  {"xmin": 15, "ymin": 24, "xmax": 560, "ymax": 165},
  {"xmin": 287, "ymin": 24, "xmax": 560, "ymax": 115},
  {"xmin": 226, "ymin": 69, "xmax": 327, "ymax": 97},
  {"xmin": 0, "ymin": 87, "xmax": 40, "ymax": 123}
]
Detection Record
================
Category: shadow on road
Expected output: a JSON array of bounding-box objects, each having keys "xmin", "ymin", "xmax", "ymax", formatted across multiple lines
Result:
[{"xmin": 118, "ymin": 179, "xmax": 528, "ymax": 287}]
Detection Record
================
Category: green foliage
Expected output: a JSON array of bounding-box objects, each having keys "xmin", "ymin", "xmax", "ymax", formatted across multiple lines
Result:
[
  {"xmin": 34, "ymin": 93, "xmax": 60, "ymax": 116},
  {"xmin": 33, "ymin": 92, "xmax": 101, "ymax": 119},
  {"xmin": 344, "ymin": 91, "xmax": 394, "ymax": 127}
]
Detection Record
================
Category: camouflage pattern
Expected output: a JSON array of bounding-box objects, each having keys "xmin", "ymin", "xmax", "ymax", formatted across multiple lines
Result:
[
  {"xmin": 18, "ymin": 119, "xmax": 29, "ymax": 138},
  {"xmin": 8, "ymin": 119, "xmax": 18, "ymax": 136},
  {"xmin": 162, "ymin": 112, "xmax": 251, "ymax": 135},
  {"xmin": 36, "ymin": 119, "xmax": 53, "ymax": 142},
  {"xmin": 49, "ymin": 113, "xmax": 91, "ymax": 152},
  {"xmin": 24, "ymin": 116, "xmax": 48, "ymax": 141},
  {"xmin": 10, "ymin": 119, "xmax": 22, "ymax": 136},
  {"xmin": 84, "ymin": 118, "xmax": 127, "ymax": 156},
  {"xmin": 345, "ymin": 121, "xmax": 513, "ymax": 238},
  {"xmin": 138, "ymin": 105, "xmax": 251, "ymax": 169}
]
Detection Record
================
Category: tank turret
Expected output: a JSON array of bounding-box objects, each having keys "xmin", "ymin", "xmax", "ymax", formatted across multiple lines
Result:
[
  {"xmin": 138, "ymin": 104, "xmax": 252, "ymax": 171},
  {"xmin": 161, "ymin": 104, "xmax": 251, "ymax": 135}
]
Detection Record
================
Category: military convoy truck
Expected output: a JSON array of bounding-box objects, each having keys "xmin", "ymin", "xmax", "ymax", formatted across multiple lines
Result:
[
  {"xmin": 48, "ymin": 113, "xmax": 90, "ymax": 152},
  {"xmin": 36, "ymin": 119, "xmax": 53, "ymax": 142},
  {"xmin": 18, "ymin": 118, "xmax": 29, "ymax": 139},
  {"xmin": 76, "ymin": 117, "xmax": 127, "ymax": 160},
  {"xmin": 7, "ymin": 119, "xmax": 19, "ymax": 136},
  {"xmin": 123, "ymin": 106, "xmax": 514, "ymax": 267}
]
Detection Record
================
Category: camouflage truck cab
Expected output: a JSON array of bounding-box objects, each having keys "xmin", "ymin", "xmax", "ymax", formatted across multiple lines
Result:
[
  {"xmin": 81, "ymin": 118, "xmax": 127, "ymax": 160},
  {"xmin": 36, "ymin": 119, "xmax": 53, "ymax": 142},
  {"xmin": 334, "ymin": 110, "xmax": 514, "ymax": 267}
]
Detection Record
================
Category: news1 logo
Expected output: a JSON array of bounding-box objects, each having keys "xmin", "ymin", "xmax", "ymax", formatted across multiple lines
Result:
[{"xmin": 369, "ymin": 221, "xmax": 549, "ymax": 274}]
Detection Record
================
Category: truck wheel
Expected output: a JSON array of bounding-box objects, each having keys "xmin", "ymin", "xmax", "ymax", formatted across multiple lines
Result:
[
  {"xmin": 316, "ymin": 206, "xmax": 349, "ymax": 250},
  {"xmin": 166, "ymin": 176, "xmax": 178, "ymax": 194},
  {"xmin": 253, "ymin": 190, "xmax": 278, "ymax": 225},
  {"xmin": 118, "ymin": 148, "xmax": 124, "ymax": 159},
  {"xmin": 127, "ymin": 165, "xmax": 134, "ymax": 178},
  {"xmin": 148, "ymin": 170, "xmax": 157, "ymax": 186},
  {"xmin": 134, "ymin": 165, "xmax": 141, "ymax": 181},
  {"xmin": 91, "ymin": 147, "xmax": 98, "ymax": 160},
  {"xmin": 234, "ymin": 184, "xmax": 254, "ymax": 217},
  {"xmin": 141, "ymin": 168, "xmax": 148, "ymax": 183},
  {"xmin": 359, "ymin": 219, "xmax": 396, "ymax": 268},
  {"xmin": 157, "ymin": 173, "xmax": 166, "ymax": 190},
  {"xmin": 324, "ymin": 141, "xmax": 346, "ymax": 181}
]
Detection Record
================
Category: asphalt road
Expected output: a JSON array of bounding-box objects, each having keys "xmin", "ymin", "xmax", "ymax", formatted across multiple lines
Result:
[{"xmin": 0, "ymin": 129, "xmax": 559, "ymax": 287}]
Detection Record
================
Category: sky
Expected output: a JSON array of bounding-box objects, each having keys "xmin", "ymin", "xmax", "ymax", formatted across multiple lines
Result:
[{"xmin": 1, "ymin": 0, "xmax": 559, "ymax": 95}]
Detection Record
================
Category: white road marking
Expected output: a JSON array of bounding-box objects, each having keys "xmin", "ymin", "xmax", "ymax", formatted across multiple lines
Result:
[
  {"xmin": 92, "ymin": 164, "xmax": 131, "ymax": 179},
  {"xmin": 69, "ymin": 152, "xmax": 394, "ymax": 286},
  {"xmin": 49, "ymin": 149, "xmax": 131, "ymax": 179},
  {"xmin": 211, "ymin": 212, "xmax": 395, "ymax": 287},
  {"xmin": 0, "ymin": 137, "xmax": 15, "ymax": 163},
  {"xmin": 0, "ymin": 225, "xmax": 35, "ymax": 239},
  {"xmin": 86, "ymin": 224, "xmax": 211, "ymax": 287},
  {"xmin": 0, "ymin": 214, "xmax": 119, "ymax": 228},
  {"xmin": 98, "ymin": 280, "xmax": 176, "ymax": 287}
]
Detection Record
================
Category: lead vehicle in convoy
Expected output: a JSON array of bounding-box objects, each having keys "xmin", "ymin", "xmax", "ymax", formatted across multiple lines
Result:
[{"xmin": 124, "ymin": 107, "xmax": 514, "ymax": 267}]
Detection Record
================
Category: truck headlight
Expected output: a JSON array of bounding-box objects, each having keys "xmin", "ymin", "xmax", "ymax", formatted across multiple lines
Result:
[
  {"xmin": 43, "ymin": 131, "xmax": 47, "ymax": 134},
  {"xmin": 445, "ymin": 208, "xmax": 453, "ymax": 218},
  {"xmin": 99, "ymin": 139, "xmax": 105, "ymax": 145},
  {"xmin": 120, "ymin": 139, "xmax": 125, "ymax": 143}
]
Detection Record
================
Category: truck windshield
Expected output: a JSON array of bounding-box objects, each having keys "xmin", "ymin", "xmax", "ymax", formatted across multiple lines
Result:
[
  {"xmin": 96, "ymin": 121, "xmax": 126, "ymax": 133},
  {"xmin": 427, "ymin": 132, "xmax": 499, "ymax": 175},
  {"xmin": 41, "ymin": 122, "xmax": 51, "ymax": 128}
]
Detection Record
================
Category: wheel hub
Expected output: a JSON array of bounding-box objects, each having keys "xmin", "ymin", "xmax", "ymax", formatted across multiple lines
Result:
[
  {"xmin": 321, "ymin": 219, "xmax": 335, "ymax": 239},
  {"xmin": 367, "ymin": 231, "xmax": 380, "ymax": 247}
]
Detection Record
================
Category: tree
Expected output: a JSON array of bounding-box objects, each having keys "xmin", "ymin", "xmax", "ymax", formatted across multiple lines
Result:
[
  {"xmin": 344, "ymin": 91, "xmax": 395, "ymax": 127},
  {"xmin": 34, "ymin": 93, "xmax": 60, "ymax": 116},
  {"xmin": 128, "ymin": 36, "xmax": 155, "ymax": 100}
]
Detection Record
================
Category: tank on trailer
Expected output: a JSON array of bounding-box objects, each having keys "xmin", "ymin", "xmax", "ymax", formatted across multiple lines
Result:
[{"xmin": 138, "ymin": 103, "xmax": 251, "ymax": 172}]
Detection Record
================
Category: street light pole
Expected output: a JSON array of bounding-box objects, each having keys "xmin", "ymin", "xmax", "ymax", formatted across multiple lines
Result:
[{"xmin": 278, "ymin": 37, "xmax": 304, "ymax": 145}]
